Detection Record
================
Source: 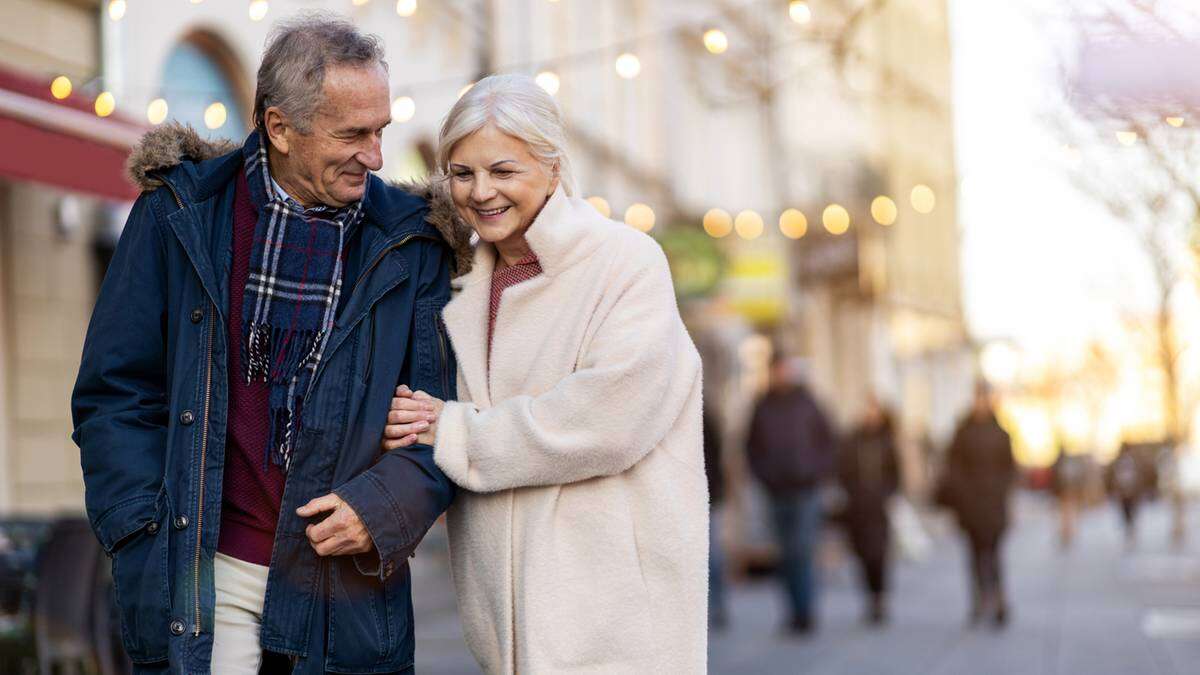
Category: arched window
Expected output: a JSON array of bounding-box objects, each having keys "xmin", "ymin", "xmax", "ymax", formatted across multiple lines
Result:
[{"xmin": 159, "ymin": 31, "xmax": 250, "ymax": 140}]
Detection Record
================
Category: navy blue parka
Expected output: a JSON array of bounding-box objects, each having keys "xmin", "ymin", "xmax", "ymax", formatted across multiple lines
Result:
[{"xmin": 71, "ymin": 125, "xmax": 465, "ymax": 674}]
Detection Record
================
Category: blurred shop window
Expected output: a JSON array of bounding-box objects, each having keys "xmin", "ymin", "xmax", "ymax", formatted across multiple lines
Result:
[{"xmin": 159, "ymin": 32, "xmax": 251, "ymax": 140}]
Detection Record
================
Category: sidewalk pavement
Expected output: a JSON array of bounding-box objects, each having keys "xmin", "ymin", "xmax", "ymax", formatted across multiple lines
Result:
[{"xmin": 411, "ymin": 495, "xmax": 1200, "ymax": 674}]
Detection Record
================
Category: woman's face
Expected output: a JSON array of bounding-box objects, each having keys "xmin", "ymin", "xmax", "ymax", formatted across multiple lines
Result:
[{"xmin": 447, "ymin": 124, "xmax": 559, "ymax": 254}]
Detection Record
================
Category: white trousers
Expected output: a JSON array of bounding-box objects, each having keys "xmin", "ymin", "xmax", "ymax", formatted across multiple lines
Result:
[{"xmin": 212, "ymin": 552, "xmax": 270, "ymax": 675}]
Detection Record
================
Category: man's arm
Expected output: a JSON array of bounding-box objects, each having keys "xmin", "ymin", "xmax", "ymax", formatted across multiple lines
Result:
[
  {"xmin": 71, "ymin": 195, "xmax": 170, "ymax": 553},
  {"xmin": 301, "ymin": 237, "xmax": 456, "ymax": 579}
]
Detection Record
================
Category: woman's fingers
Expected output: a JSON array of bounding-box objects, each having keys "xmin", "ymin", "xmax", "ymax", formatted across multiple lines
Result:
[{"xmin": 384, "ymin": 420, "xmax": 428, "ymax": 438}]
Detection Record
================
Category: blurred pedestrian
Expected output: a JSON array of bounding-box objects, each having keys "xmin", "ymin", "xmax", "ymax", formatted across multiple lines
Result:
[
  {"xmin": 837, "ymin": 396, "xmax": 900, "ymax": 626},
  {"xmin": 1107, "ymin": 442, "xmax": 1151, "ymax": 549},
  {"xmin": 1052, "ymin": 445, "xmax": 1087, "ymax": 550},
  {"xmin": 939, "ymin": 382, "xmax": 1016, "ymax": 628},
  {"xmin": 705, "ymin": 404, "xmax": 729, "ymax": 629},
  {"xmin": 747, "ymin": 354, "xmax": 836, "ymax": 635}
]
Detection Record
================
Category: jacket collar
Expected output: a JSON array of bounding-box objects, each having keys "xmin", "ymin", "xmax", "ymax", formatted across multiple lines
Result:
[{"xmin": 126, "ymin": 123, "xmax": 473, "ymax": 276}]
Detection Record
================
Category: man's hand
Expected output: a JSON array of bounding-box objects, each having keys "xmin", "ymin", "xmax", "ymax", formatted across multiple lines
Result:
[
  {"xmin": 296, "ymin": 493, "xmax": 373, "ymax": 556},
  {"xmin": 382, "ymin": 385, "xmax": 444, "ymax": 451}
]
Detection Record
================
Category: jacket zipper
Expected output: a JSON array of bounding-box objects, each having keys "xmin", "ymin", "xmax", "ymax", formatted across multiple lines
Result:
[
  {"xmin": 157, "ymin": 177, "xmax": 216, "ymax": 638},
  {"xmin": 194, "ymin": 306, "xmax": 215, "ymax": 636},
  {"xmin": 434, "ymin": 313, "xmax": 450, "ymax": 398}
]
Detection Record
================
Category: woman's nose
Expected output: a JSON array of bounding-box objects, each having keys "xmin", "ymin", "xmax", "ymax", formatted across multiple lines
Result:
[{"xmin": 471, "ymin": 175, "xmax": 496, "ymax": 203}]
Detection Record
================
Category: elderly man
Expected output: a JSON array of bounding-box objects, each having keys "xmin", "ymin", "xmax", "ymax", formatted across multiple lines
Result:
[{"xmin": 71, "ymin": 14, "xmax": 467, "ymax": 674}]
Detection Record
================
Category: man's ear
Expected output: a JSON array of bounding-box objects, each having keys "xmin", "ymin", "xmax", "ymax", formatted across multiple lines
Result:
[{"xmin": 263, "ymin": 107, "xmax": 290, "ymax": 155}]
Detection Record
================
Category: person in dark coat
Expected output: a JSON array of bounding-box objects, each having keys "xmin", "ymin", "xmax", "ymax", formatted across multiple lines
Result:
[
  {"xmin": 1107, "ymin": 442, "xmax": 1153, "ymax": 549},
  {"xmin": 704, "ymin": 404, "xmax": 729, "ymax": 628},
  {"xmin": 942, "ymin": 382, "xmax": 1017, "ymax": 628},
  {"xmin": 837, "ymin": 396, "xmax": 900, "ymax": 625},
  {"xmin": 747, "ymin": 354, "xmax": 836, "ymax": 634}
]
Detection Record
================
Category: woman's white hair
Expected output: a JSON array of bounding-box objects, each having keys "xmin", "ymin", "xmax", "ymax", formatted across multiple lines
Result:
[{"xmin": 436, "ymin": 74, "xmax": 577, "ymax": 196}]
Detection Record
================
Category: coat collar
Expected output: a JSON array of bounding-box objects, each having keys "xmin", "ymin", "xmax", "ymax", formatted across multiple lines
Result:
[
  {"xmin": 443, "ymin": 185, "xmax": 610, "ymax": 404},
  {"xmin": 450, "ymin": 185, "xmax": 604, "ymax": 291}
]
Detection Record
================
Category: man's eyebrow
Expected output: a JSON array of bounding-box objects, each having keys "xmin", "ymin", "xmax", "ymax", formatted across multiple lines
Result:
[{"xmin": 334, "ymin": 121, "xmax": 391, "ymax": 135}]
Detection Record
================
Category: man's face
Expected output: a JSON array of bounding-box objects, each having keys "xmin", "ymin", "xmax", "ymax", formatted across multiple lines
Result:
[{"xmin": 270, "ymin": 62, "xmax": 391, "ymax": 208}]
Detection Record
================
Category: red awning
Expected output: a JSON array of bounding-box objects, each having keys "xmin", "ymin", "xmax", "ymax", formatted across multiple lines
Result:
[{"xmin": 0, "ymin": 67, "xmax": 144, "ymax": 202}]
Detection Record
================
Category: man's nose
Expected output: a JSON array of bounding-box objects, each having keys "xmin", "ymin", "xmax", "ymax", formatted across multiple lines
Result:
[{"xmin": 358, "ymin": 136, "xmax": 383, "ymax": 172}]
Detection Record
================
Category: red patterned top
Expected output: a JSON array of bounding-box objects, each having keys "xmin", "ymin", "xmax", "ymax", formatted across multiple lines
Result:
[{"xmin": 488, "ymin": 252, "xmax": 543, "ymax": 352}]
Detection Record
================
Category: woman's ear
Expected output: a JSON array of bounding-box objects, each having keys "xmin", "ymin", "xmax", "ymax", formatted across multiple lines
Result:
[{"xmin": 547, "ymin": 161, "xmax": 561, "ymax": 196}]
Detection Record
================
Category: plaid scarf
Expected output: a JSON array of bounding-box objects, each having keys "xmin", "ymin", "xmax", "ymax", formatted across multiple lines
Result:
[{"xmin": 241, "ymin": 132, "xmax": 365, "ymax": 471}]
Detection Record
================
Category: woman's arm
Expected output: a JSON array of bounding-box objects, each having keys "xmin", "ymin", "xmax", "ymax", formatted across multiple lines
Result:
[{"xmin": 435, "ymin": 246, "xmax": 700, "ymax": 493}]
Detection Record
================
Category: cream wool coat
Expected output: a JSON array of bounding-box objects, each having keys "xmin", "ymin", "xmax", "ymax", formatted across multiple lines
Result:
[{"xmin": 432, "ymin": 187, "xmax": 709, "ymax": 674}]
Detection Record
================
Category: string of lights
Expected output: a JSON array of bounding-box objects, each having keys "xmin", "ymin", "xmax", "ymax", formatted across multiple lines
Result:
[{"xmin": 49, "ymin": 0, "xmax": 942, "ymax": 239}]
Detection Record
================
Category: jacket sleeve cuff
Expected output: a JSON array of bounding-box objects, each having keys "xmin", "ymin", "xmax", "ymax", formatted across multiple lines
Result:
[
  {"xmin": 335, "ymin": 470, "xmax": 412, "ymax": 580},
  {"xmin": 92, "ymin": 493, "xmax": 160, "ymax": 554},
  {"xmin": 432, "ymin": 401, "xmax": 473, "ymax": 487}
]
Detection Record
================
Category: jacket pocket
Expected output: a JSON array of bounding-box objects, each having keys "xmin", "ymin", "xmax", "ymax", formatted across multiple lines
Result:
[
  {"xmin": 109, "ymin": 499, "xmax": 170, "ymax": 663},
  {"xmin": 325, "ymin": 555, "xmax": 413, "ymax": 673}
]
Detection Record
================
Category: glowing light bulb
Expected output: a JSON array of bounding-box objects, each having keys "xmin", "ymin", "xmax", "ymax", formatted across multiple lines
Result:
[
  {"xmin": 779, "ymin": 208, "xmax": 807, "ymax": 239},
  {"xmin": 94, "ymin": 91, "xmax": 116, "ymax": 118},
  {"xmin": 703, "ymin": 29, "xmax": 728, "ymax": 55},
  {"xmin": 703, "ymin": 208, "xmax": 733, "ymax": 238},
  {"xmin": 871, "ymin": 196, "xmax": 898, "ymax": 225},
  {"xmin": 586, "ymin": 196, "xmax": 611, "ymax": 218},
  {"xmin": 615, "ymin": 53, "xmax": 641, "ymax": 79},
  {"xmin": 391, "ymin": 96, "xmax": 415, "ymax": 122},
  {"xmin": 535, "ymin": 71, "xmax": 560, "ymax": 96},
  {"xmin": 823, "ymin": 204, "xmax": 850, "ymax": 234},
  {"xmin": 50, "ymin": 76, "xmax": 72, "ymax": 100},
  {"xmin": 624, "ymin": 203, "xmax": 655, "ymax": 232},
  {"xmin": 147, "ymin": 98, "xmax": 169, "ymax": 125},
  {"xmin": 910, "ymin": 185, "xmax": 936, "ymax": 214},
  {"xmin": 204, "ymin": 102, "xmax": 227, "ymax": 130},
  {"xmin": 249, "ymin": 0, "xmax": 269, "ymax": 22}
]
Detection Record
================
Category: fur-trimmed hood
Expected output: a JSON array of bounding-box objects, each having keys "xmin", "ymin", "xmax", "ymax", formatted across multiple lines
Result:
[{"xmin": 125, "ymin": 123, "xmax": 473, "ymax": 276}]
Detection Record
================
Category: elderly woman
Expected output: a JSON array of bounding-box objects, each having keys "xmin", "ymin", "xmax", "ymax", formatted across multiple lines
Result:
[{"xmin": 384, "ymin": 74, "xmax": 708, "ymax": 673}]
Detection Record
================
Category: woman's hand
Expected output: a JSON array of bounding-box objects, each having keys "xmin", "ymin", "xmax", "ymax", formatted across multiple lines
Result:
[{"xmin": 381, "ymin": 385, "xmax": 444, "ymax": 451}]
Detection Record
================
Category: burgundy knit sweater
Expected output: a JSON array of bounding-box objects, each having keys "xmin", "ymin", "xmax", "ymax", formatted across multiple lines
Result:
[{"xmin": 216, "ymin": 169, "xmax": 285, "ymax": 566}]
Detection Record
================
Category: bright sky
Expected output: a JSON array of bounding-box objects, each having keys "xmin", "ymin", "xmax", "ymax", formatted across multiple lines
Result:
[{"xmin": 948, "ymin": 0, "xmax": 1159, "ymax": 353}]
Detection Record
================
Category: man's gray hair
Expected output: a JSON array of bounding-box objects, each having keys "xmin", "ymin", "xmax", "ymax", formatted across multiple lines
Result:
[
  {"xmin": 437, "ymin": 74, "xmax": 577, "ymax": 196},
  {"xmin": 254, "ymin": 13, "xmax": 386, "ymax": 133}
]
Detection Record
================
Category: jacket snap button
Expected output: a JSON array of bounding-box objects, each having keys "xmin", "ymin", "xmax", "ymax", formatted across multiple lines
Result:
[
  {"xmin": 169, "ymin": 619, "xmax": 186, "ymax": 636},
  {"xmin": 179, "ymin": 410, "xmax": 195, "ymax": 425},
  {"xmin": 145, "ymin": 521, "xmax": 159, "ymax": 535},
  {"xmin": 190, "ymin": 307, "xmax": 204, "ymax": 324},
  {"xmin": 173, "ymin": 515, "xmax": 189, "ymax": 530}
]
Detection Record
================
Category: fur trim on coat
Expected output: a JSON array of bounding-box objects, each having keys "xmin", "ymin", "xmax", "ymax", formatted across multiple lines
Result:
[{"xmin": 124, "ymin": 123, "xmax": 473, "ymax": 276}]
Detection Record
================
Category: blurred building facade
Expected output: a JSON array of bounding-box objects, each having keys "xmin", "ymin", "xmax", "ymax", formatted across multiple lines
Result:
[
  {"xmin": 0, "ymin": 0, "xmax": 973, "ymax": 512},
  {"xmin": 0, "ymin": 0, "xmax": 142, "ymax": 512}
]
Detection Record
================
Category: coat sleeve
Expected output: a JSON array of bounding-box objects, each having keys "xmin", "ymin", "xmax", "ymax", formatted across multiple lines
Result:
[
  {"xmin": 71, "ymin": 194, "xmax": 170, "ymax": 554},
  {"xmin": 433, "ymin": 245, "xmax": 700, "ymax": 493},
  {"xmin": 335, "ymin": 237, "xmax": 457, "ymax": 578}
]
